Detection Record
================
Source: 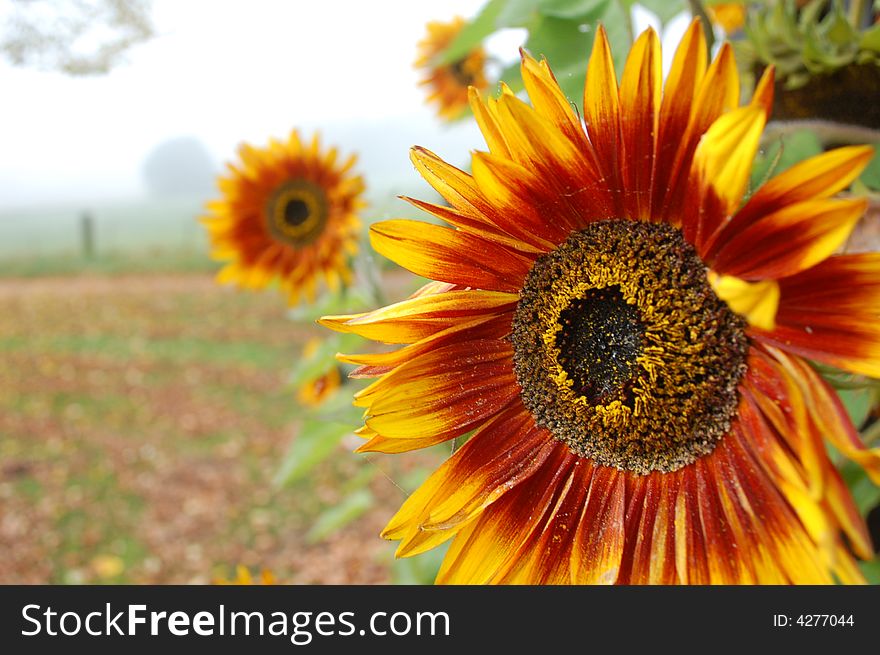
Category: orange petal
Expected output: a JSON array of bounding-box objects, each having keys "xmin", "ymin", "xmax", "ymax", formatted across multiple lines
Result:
[
  {"xmin": 711, "ymin": 198, "xmax": 867, "ymax": 279},
  {"xmin": 683, "ymin": 105, "xmax": 767, "ymax": 250},
  {"xmin": 319, "ymin": 289, "xmax": 517, "ymax": 344},
  {"xmin": 384, "ymin": 403, "xmax": 553, "ymax": 557},
  {"xmin": 468, "ymin": 86, "xmax": 511, "ymax": 158},
  {"xmin": 583, "ymin": 24, "xmax": 625, "ymax": 218},
  {"xmin": 705, "ymin": 145, "xmax": 874, "ymax": 257},
  {"xmin": 370, "ymin": 219, "xmax": 533, "ymax": 293},
  {"xmin": 436, "ymin": 445, "xmax": 575, "ymax": 584},
  {"xmin": 618, "ymin": 27, "xmax": 661, "ymax": 220},
  {"xmin": 652, "ymin": 19, "xmax": 708, "ymax": 219},
  {"xmin": 570, "ymin": 467, "xmax": 626, "ymax": 584},
  {"xmin": 661, "ymin": 43, "xmax": 740, "ymax": 225},
  {"xmin": 360, "ymin": 339, "xmax": 518, "ymax": 441}
]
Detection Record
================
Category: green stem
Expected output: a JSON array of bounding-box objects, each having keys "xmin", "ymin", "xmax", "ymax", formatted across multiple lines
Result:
[
  {"xmin": 619, "ymin": 0, "xmax": 635, "ymax": 45},
  {"xmin": 688, "ymin": 0, "xmax": 716, "ymax": 54},
  {"xmin": 364, "ymin": 251, "xmax": 388, "ymax": 307}
]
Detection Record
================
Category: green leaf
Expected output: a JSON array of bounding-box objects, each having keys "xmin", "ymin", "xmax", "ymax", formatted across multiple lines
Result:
[
  {"xmin": 496, "ymin": 0, "xmax": 541, "ymax": 26},
  {"xmin": 498, "ymin": 59, "xmax": 526, "ymax": 94},
  {"xmin": 858, "ymin": 143, "xmax": 880, "ymax": 190},
  {"xmin": 441, "ymin": 0, "xmax": 510, "ymax": 65},
  {"xmin": 391, "ymin": 542, "xmax": 449, "ymax": 584},
  {"xmin": 273, "ymin": 418, "xmax": 352, "ymax": 487},
  {"xmin": 840, "ymin": 461, "xmax": 880, "ymax": 516},
  {"xmin": 600, "ymin": 0, "xmax": 632, "ymax": 76},
  {"xmin": 819, "ymin": 0, "xmax": 858, "ymax": 47},
  {"xmin": 524, "ymin": 18, "xmax": 592, "ymax": 99},
  {"xmin": 859, "ymin": 557, "xmax": 880, "ymax": 585},
  {"xmin": 837, "ymin": 386, "xmax": 876, "ymax": 430},
  {"xmin": 491, "ymin": 0, "xmax": 632, "ymax": 98},
  {"xmin": 539, "ymin": 0, "xmax": 612, "ymax": 20},
  {"xmin": 306, "ymin": 489, "xmax": 374, "ymax": 543},
  {"xmin": 497, "ymin": 0, "xmax": 612, "ymax": 26},
  {"xmin": 634, "ymin": 0, "xmax": 687, "ymax": 26},
  {"xmin": 860, "ymin": 23, "xmax": 880, "ymax": 53},
  {"xmin": 750, "ymin": 129, "xmax": 823, "ymax": 190}
]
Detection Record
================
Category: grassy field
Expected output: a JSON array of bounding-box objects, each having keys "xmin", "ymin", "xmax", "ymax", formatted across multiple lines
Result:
[{"xmin": 0, "ymin": 256, "xmax": 441, "ymax": 584}]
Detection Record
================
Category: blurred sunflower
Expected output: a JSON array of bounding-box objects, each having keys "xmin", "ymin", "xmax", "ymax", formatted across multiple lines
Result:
[
  {"xmin": 297, "ymin": 338, "xmax": 342, "ymax": 407},
  {"xmin": 707, "ymin": 3, "xmax": 746, "ymax": 33},
  {"xmin": 215, "ymin": 565, "xmax": 276, "ymax": 585},
  {"xmin": 416, "ymin": 17, "xmax": 489, "ymax": 120},
  {"xmin": 202, "ymin": 130, "xmax": 365, "ymax": 305},
  {"xmin": 322, "ymin": 21, "xmax": 880, "ymax": 584}
]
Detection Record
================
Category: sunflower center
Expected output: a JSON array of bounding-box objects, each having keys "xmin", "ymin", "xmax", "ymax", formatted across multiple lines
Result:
[
  {"xmin": 449, "ymin": 58, "xmax": 475, "ymax": 86},
  {"xmin": 511, "ymin": 220, "xmax": 749, "ymax": 475},
  {"xmin": 265, "ymin": 179, "xmax": 328, "ymax": 247},
  {"xmin": 555, "ymin": 287, "xmax": 643, "ymax": 404},
  {"xmin": 283, "ymin": 199, "xmax": 310, "ymax": 227}
]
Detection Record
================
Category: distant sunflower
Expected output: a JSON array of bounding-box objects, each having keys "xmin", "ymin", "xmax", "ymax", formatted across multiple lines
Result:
[
  {"xmin": 322, "ymin": 21, "xmax": 880, "ymax": 584},
  {"xmin": 202, "ymin": 130, "xmax": 365, "ymax": 305},
  {"xmin": 297, "ymin": 338, "xmax": 342, "ymax": 407},
  {"xmin": 416, "ymin": 17, "xmax": 489, "ymax": 120},
  {"xmin": 215, "ymin": 565, "xmax": 276, "ymax": 585},
  {"xmin": 707, "ymin": 3, "xmax": 746, "ymax": 34}
]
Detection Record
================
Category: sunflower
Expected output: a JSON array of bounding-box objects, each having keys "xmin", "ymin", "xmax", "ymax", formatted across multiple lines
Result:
[
  {"xmin": 322, "ymin": 21, "xmax": 880, "ymax": 584},
  {"xmin": 707, "ymin": 3, "xmax": 747, "ymax": 34},
  {"xmin": 215, "ymin": 565, "xmax": 276, "ymax": 585},
  {"xmin": 297, "ymin": 338, "xmax": 343, "ymax": 407},
  {"xmin": 202, "ymin": 130, "xmax": 365, "ymax": 305},
  {"xmin": 416, "ymin": 17, "xmax": 489, "ymax": 120}
]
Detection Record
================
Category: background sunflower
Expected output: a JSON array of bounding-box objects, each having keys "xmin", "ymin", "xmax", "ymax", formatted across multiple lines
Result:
[
  {"xmin": 202, "ymin": 130, "xmax": 365, "ymax": 305},
  {"xmin": 323, "ymin": 21, "xmax": 880, "ymax": 584},
  {"xmin": 416, "ymin": 16, "xmax": 490, "ymax": 120}
]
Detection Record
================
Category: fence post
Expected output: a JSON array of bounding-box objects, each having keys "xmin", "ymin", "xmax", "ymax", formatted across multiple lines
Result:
[{"xmin": 80, "ymin": 212, "xmax": 95, "ymax": 259}]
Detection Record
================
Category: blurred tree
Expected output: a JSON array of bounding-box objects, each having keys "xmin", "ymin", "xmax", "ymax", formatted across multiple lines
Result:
[
  {"xmin": 141, "ymin": 136, "xmax": 217, "ymax": 197},
  {"xmin": 0, "ymin": 0, "xmax": 154, "ymax": 75}
]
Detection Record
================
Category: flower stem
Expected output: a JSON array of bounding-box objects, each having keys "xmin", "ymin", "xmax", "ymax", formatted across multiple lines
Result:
[
  {"xmin": 364, "ymin": 251, "xmax": 388, "ymax": 307},
  {"xmin": 619, "ymin": 0, "xmax": 635, "ymax": 45},
  {"xmin": 688, "ymin": 0, "xmax": 716, "ymax": 54}
]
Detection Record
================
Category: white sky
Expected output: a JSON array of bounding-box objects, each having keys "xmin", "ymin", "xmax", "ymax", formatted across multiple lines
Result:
[
  {"xmin": 0, "ymin": 1, "xmax": 685, "ymax": 208},
  {"xmin": 0, "ymin": 0, "xmax": 492, "ymax": 207}
]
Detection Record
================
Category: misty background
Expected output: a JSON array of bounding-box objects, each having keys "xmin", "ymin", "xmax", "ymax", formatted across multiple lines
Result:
[
  {"xmin": 0, "ymin": 0, "xmax": 680, "ymax": 259},
  {"xmin": 0, "ymin": 0, "xmax": 497, "ymax": 258}
]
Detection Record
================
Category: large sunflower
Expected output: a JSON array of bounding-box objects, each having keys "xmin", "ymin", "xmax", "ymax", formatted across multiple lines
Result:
[
  {"xmin": 416, "ymin": 17, "xmax": 489, "ymax": 120},
  {"xmin": 322, "ymin": 22, "xmax": 880, "ymax": 584},
  {"xmin": 202, "ymin": 130, "xmax": 364, "ymax": 304}
]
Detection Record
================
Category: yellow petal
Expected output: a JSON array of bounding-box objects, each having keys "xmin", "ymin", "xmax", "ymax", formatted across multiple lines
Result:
[
  {"xmin": 708, "ymin": 271, "xmax": 780, "ymax": 330},
  {"xmin": 695, "ymin": 105, "xmax": 766, "ymax": 216}
]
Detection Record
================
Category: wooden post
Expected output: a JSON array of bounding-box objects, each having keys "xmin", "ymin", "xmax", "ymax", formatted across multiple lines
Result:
[{"xmin": 81, "ymin": 212, "xmax": 95, "ymax": 259}]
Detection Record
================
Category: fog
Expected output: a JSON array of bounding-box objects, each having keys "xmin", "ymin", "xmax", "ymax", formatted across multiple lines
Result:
[{"xmin": 0, "ymin": 0, "xmax": 490, "ymax": 209}]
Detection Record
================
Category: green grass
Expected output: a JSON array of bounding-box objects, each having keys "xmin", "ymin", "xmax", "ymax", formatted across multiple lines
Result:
[
  {"xmin": 0, "ymin": 333, "xmax": 289, "ymax": 369},
  {"xmin": 0, "ymin": 248, "xmax": 217, "ymax": 278}
]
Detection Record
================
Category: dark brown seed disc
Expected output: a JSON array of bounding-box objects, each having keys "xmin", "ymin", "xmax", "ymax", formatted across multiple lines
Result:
[{"xmin": 510, "ymin": 220, "xmax": 749, "ymax": 474}]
